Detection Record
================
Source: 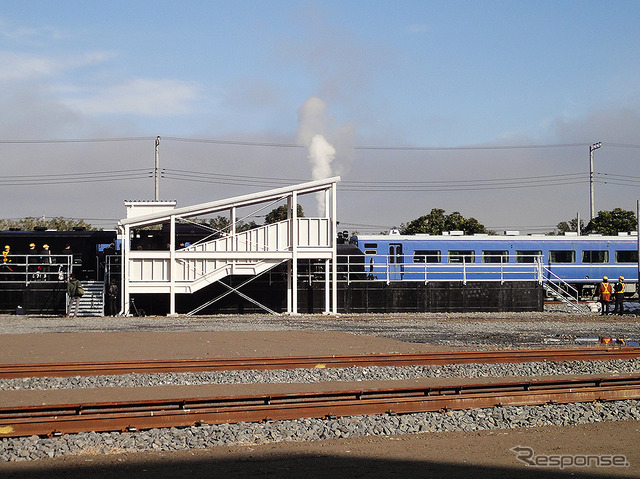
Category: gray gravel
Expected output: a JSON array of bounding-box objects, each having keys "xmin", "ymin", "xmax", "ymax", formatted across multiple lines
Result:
[
  {"xmin": 1, "ymin": 358, "xmax": 640, "ymax": 391},
  {"xmin": 2, "ymin": 310, "xmax": 640, "ymax": 349},
  {"xmin": 2, "ymin": 400, "xmax": 640, "ymax": 462},
  {"xmin": 2, "ymin": 311, "xmax": 640, "ymax": 462}
]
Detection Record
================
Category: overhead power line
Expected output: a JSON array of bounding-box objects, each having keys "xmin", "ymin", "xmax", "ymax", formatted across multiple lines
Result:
[
  {"xmin": 2, "ymin": 135, "xmax": 639, "ymax": 150},
  {"xmin": 0, "ymin": 137, "xmax": 154, "ymax": 144},
  {"xmin": 0, "ymin": 168, "xmax": 152, "ymax": 186},
  {"xmin": 4, "ymin": 167, "xmax": 637, "ymax": 192},
  {"xmin": 161, "ymin": 168, "xmax": 591, "ymax": 192}
]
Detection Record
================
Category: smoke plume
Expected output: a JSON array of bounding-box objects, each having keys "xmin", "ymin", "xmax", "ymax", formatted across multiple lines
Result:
[{"xmin": 297, "ymin": 97, "xmax": 336, "ymax": 215}]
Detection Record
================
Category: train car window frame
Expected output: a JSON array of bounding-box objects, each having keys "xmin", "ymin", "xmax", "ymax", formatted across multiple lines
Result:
[
  {"xmin": 413, "ymin": 250, "xmax": 441, "ymax": 263},
  {"xmin": 515, "ymin": 250, "xmax": 542, "ymax": 263},
  {"xmin": 482, "ymin": 250, "xmax": 508, "ymax": 264},
  {"xmin": 616, "ymin": 250, "xmax": 638, "ymax": 263},
  {"xmin": 389, "ymin": 243, "xmax": 403, "ymax": 264},
  {"xmin": 582, "ymin": 250, "xmax": 609, "ymax": 263},
  {"xmin": 363, "ymin": 243, "xmax": 378, "ymax": 256},
  {"xmin": 549, "ymin": 250, "xmax": 576, "ymax": 263},
  {"xmin": 448, "ymin": 250, "xmax": 475, "ymax": 263}
]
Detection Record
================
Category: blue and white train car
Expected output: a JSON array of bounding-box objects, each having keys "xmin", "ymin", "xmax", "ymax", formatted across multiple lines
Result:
[{"xmin": 346, "ymin": 231, "xmax": 639, "ymax": 298}]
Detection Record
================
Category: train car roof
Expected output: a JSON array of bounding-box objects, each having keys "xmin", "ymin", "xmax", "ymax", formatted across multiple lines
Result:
[
  {"xmin": 0, "ymin": 229, "xmax": 117, "ymax": 237},
  {"xmin": 352, "ymin": 232, "xmax": 639, "ymax": 242}
]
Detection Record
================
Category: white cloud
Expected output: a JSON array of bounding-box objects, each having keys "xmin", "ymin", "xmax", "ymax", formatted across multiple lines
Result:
[
  {"xmin": 62, "ymin": 78, "xmax": 202, "ymax": 116},
  {"xmin": 0, "ymin": 18, "xmax": 67, "ymax": 42},
  {"xmin": 0, "ymin": 51, "xmax": 59, "ymax": 80},
  {"xmin": 0, "ymin": 50, "xmax": 114, "ymax": 82}
]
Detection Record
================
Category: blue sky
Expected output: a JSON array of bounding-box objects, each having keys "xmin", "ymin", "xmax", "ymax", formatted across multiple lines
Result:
[{"xmin": 1, "ymin": 1, "xmax": 640, "ymax": 233}]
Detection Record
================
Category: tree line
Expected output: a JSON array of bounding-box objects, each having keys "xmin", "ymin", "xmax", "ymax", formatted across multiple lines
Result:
[
  {"xmin": 397, "ymin": 207, "xmax": 638, "ymax": 236},
  {"xmin": 1, "ymin": 206, "xmax": 637, "ymax": 236}
]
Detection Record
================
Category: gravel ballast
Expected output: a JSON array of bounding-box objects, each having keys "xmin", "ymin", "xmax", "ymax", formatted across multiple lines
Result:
[
  {"xmin": 1, "ymin": 311, "xmax": 640, "ymax": 462},
  {"xmin": 2, "ymin": 400, "xmax": 640, "ymax": 462}
]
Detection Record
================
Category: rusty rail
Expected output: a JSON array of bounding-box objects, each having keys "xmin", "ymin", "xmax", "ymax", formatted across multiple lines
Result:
[
  {"xmin": 1, "ymin": 374, "xmax": 640, "ymax": 438},
  {"xmin": 1, "ymin": 347, "xmax": 639, "ymax": 379}
]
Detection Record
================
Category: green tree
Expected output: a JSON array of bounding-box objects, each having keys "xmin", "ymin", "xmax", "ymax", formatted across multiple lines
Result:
[
  {"xmin": 552, "ymin": 218, "xmax": 586, "ymax": 235},
  {"xmin": 265, "ymin": 205, "xmax": 304, "ymax": 224},
  {"xmin": 584, "ymin": 208, "xmax": 637, "ymax": 235},
  {"xmin": 0, "ymin": 217, "xmax": 95, "ymax": 231},
  {"xmin": 399, "ymin": 208, "xmax": 489, "ymax": 235},
  {"xmin": 204, "ymin": 215, "xmax": 257, "ymax": 233}
]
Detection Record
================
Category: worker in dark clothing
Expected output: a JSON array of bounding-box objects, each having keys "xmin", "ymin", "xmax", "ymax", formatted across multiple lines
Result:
[
  {"xmin": 613, "ymin": 276, "xmax": 625, "ymax": 315},
  {"xmin": 66, "ymin": 273, "xmax": 84, "ymax": 318},
  {"xmin": 27, "ymin": 243, "xmax": 39, "ymax": 280},
  {"xmin": 106, "ymin": 278, "xmax": 120, "ymax": 317}
]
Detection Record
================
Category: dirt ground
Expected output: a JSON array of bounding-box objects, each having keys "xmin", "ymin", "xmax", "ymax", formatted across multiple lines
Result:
[
  {"xmin": 1, "ymin": 421, "xmax": 638, "ymax": 478},
  {"xmin": 1, "ymin": 326, "xmax": 639, "ymax": 477}
]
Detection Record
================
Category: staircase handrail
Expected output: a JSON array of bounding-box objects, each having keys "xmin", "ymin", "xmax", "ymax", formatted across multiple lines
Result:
[{"xmin": 541, "ymin": 265, "xmax": 582, "ymax": 308}]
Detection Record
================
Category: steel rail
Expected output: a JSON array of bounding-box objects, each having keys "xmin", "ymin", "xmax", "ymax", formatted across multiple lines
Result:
[
  {"xmin": 1, "ymin": 347, "xmax": 639, "ymax": 379},
  {"xmin": 1, "ymin": 374, "xmax": 640, "ymax": 438}
]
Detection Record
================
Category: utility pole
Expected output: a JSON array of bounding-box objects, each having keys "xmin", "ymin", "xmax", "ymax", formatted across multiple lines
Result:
[
  {"xmin": 154, "ymin": 136, "xmax": 161, "ymax": 201},
  {"xmin": 589, "ymin": 142, "xmax": 601, "ymax": 221}
]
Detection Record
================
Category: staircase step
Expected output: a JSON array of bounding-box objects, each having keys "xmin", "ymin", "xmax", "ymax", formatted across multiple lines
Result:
[{"xmin": 70, "ymin": 280, "xmax": 104, "ymax": 317}]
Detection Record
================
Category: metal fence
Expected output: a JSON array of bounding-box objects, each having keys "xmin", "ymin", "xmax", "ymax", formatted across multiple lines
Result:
[
  {"xmin": 0, "ymin": 254, "xmax": 73, "ymax": 284},
  {"xmin": 333, "ymin": 254, "xmax": 544, "ymax": 284}
]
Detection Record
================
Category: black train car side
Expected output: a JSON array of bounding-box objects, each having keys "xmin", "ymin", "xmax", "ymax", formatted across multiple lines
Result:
[{"xmin": 0, "ymin": 229, "xmax": 117, "ymax": 314}]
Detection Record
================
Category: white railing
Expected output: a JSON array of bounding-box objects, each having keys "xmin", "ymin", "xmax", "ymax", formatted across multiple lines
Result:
[
  {"xmin": 541, "ymin": 265, "xmax": 581, "ymax": 305},
  {"xmin": 126, "ymin": 218, "xmax": 332, "ymax": 287},
  {"xmin": 333, "ymin": 254, "xmax": 544, "ymax": 284},
  {"xmin": 0, "ymin": 254, "xmax": 73, "ymax": 283}
]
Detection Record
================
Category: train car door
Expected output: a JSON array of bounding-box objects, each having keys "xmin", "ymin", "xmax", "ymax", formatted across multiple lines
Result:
[{"xmin": 388, "ymin": 243, "xmax": 404, "ymax": 280}]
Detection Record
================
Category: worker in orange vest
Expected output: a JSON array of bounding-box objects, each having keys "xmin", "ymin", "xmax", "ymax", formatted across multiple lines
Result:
[{"xmin": 598, "ymin": 276, "xmax": 613, "ymax": 315}]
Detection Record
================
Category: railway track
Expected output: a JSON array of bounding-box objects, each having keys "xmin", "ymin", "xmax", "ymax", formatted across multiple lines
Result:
[
  {"xmin": 1, "ymin": 346, "xmax": 639, "ymax": 378},
  {"xmin": 1, "ymin": 374, "xmax": 639, "ymax": 438},
  {"xmin": 2, "ymin": 347, "xmax": 639, "ymax": 439}
]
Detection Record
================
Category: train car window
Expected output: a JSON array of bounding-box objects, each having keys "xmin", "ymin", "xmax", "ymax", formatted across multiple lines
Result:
[
  {"xmin": 364, "ymin": 243, "xmax": 378, "ymax": 248},
  {"xmin": 515, "ymin": 250, "xmax": 542, "ymax": 263},
  {"xmin": 364, "ymin": 250, "xmax": 377, "ymax": 255},
  {"xmin": 616, "ymin": 250, "xmax": 638, "ymax": 263},
  {"xmin": 448, "ymin": 250, "xmax": 475, "ymax": 263},
  {"xmin": 582, "ymin": 250, "xmax": 609, "ymax": 263},
  {"xmin": 549, "ymin": 250, "xmax": 575, "ymax": 263},
  {"xmin": 482, "ymin": 250, "xmax": 508, "ymax": 263},
  {"xmin": 389, "ymin": 244, "xmax": 403, "ymax": 264},
  {"xmin": 413, "ymin": 250, "xmax": 440, "ymax": 263}
]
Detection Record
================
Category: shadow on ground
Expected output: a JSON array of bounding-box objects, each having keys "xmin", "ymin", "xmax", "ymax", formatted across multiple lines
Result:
[{"xmin": 0, "ymin": 453, "xmax": 628, "ymax": 479}]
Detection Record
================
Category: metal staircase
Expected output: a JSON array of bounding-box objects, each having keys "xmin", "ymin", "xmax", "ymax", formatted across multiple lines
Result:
[
  {"xmin": 126, "ymin": 217, "xmax": 330, "ymax": 295},
  {"xmin": 72, "ymin": 280, "xmax": 104, "ymax": 316},
  {"xmin": 118, "ymin": 176, "xmax": 341, "ymax": 316},
  {"xmin": 542, "ymin": 267, "xmax": 588, "ymax": 313},
  {"xmin": 176, "ymin": 220, "xmax": 291, "ymax": 292}
]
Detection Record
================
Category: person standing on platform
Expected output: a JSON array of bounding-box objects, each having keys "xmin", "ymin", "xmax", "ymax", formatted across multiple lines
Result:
[
  {"xmin": 598, "ymin": 276, "xmax": 613, "ymax": 315},
  {"xmin": 27, "ymin": 243, "xmax": 39, "ymax": 280},
  {"xmin": 62, "ymin": 244, "xmax": 74, "ymax": 275},
  {"xmin": 1, "ymin": 245, "xmax": 12, "ymax": 279},
  {"xmin": 40, "ymin": 244, "xmax": 52, "ymax": 280},
  {"xmin": 613, "ymin": 276, "xmax": 626, "ymax": 316}
]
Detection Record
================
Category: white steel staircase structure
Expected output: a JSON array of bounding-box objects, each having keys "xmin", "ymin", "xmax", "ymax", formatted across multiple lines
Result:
[{"xmin": 117, "ymin": 177, "xmax": 340, "ymax": 316}]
